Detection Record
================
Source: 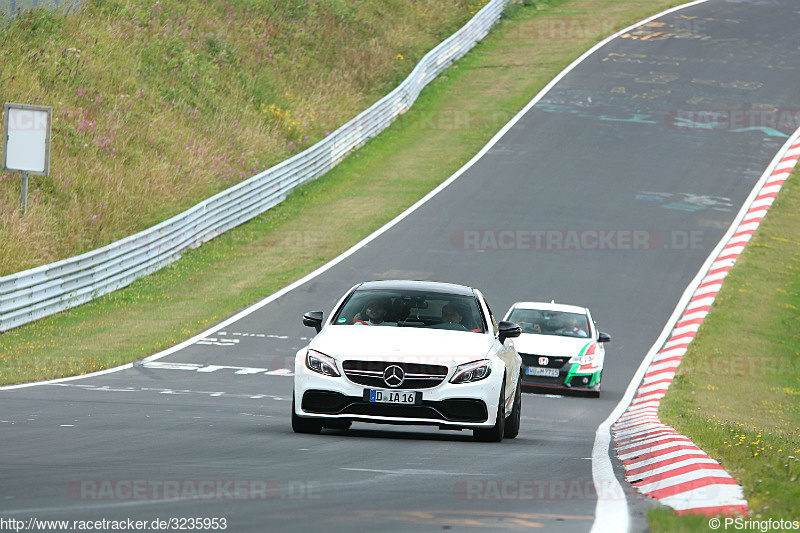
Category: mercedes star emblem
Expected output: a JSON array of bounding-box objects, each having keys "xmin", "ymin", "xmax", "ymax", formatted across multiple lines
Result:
[{"xmin": 383, "ymin": 365, "xmax": 405, "ymax": 388}]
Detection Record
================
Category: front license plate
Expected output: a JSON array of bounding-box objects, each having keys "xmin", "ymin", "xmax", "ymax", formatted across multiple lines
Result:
[
  {"xmin": 525, "ymin": 366, "xmax": 560, "ymax": 378},
  {"xmin": 368, "ymin": 389, "xmax": 419, "ymax": 404}
]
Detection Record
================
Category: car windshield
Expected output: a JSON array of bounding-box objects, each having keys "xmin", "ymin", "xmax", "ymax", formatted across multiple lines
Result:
[
  {"xmin": 332, "ymin": 288, "xmax": 486, "ymax": 333},
  {"xmin": 507, "ymin": 308, "xmax": 590, "ymax": 338}
]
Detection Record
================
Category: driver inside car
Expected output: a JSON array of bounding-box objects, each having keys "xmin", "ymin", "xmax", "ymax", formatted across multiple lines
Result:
[
  {"xmin": 353, "ymin": 298, "xmax": 397, "ymax": 326},
  {"xmin": 564, "ymin": 315, "xmax": 589, "ymax": 337}
]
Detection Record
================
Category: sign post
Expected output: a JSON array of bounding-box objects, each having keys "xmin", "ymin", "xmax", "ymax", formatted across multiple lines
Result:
[{"xmin": 2, "ymin": 103, "xmax": 53, "ymax": 215}]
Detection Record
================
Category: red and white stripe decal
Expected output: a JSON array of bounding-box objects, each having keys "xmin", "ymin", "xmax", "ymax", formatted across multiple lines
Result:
[{"xmin": 612, "ymin": 136, "xmax": 800, "ymax": 516}]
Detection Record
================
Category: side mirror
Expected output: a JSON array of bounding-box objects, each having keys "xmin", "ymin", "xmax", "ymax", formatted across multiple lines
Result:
[
  {"xmin": 598, "ymin": 332, "xmax": 611, "ymax": 343},
  {"xmin": 303, "ymin": 311, "xmax": 324, "ymax": 333},
  {"xmin": 498, "ymin": 321, "xmax": 522, "ymax": 344}
]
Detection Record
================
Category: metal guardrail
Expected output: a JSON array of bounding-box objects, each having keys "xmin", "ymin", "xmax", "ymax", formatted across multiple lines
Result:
[{"xmin": 0, "ymin": 0, "xmax": 508, "ymax": 331}]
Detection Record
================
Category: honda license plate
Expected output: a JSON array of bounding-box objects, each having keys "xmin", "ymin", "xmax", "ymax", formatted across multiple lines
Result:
[{"xmin": 525, "ymin": 366, "xmax": 560, "ymax": 378}]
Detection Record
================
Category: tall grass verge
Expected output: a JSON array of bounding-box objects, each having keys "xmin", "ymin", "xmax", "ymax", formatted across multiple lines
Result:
[{"xmin": 0, "ymin": 0, "xmax": 477, "ymax": 274}]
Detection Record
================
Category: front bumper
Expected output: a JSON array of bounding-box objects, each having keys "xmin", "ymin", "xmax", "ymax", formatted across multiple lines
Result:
[
  {"xmin": 293, "ymin": 358, "xmax": 504, "ymax": 429},
  {"xmin": 520, "ymin": 355, "xmax": 602, "ymax": 392}
]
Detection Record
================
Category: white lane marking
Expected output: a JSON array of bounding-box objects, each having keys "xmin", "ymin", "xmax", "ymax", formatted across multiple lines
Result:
[
  {"xmin": 196, "ymin": 338, "xmax": 239, "ymax": 347},
  {"xmin": 140, "ymin": 361, "xmax": 294, "ymax": 376},
  {"xmin": 219, "ymin": 331, "xmax": 302, "ymax": 340},
  {"xmin": 266, "ymin": 368, "xmax": 293, "ymax": 376},
  {"xmin": 45, "ymin": 383, "xmax": 285, "ymax": 400}
]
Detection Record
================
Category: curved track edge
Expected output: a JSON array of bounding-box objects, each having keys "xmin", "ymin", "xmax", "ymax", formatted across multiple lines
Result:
[{"xmin": 609, "ymin": 131, "xmax": 800, "ymax": 517}]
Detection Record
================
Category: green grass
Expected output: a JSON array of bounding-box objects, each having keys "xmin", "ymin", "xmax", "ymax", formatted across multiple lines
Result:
[
  {"xmin": 0, "ymin": 0, "xmax": 478, "ymax": 274},
  {"xmin": 650, "ymin": 165, "xmax": 800, "ymax": 531}
]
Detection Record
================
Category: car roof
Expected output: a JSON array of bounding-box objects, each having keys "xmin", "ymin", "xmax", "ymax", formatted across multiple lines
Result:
[
  {"xmin": 509, "ymin": 301, "xmax": 588, "ymax": 315},
  {"xmin": 356, "ymin": 280, "xmax": 476, "ymax": 297}
]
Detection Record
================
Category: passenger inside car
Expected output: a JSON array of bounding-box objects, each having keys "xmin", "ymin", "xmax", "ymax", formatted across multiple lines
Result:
[
  {"xmin": 432, "ymin": 304, "xmax": 468, "ymax": 330},
  {"xmin": 516, "ymin": 311, "xmax": 543, "ymax": 333}
]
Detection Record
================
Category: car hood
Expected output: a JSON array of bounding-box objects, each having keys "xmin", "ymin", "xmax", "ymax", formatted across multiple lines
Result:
[
  {"xmin": 309, "ymin": 325, "xmax": 494, "ymax": 366},
  {"xmin": 513, "ymin": 333, "xmax": 593, "ymax": 358}
]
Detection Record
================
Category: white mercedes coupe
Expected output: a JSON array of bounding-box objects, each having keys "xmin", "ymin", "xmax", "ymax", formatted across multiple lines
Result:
[{"xmin": 292, "ymin": 280, "xmax": 523, "ymax": 442}]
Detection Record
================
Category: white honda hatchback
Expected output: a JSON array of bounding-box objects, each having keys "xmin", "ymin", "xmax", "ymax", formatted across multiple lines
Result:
[{"xmin": 292, "ymin": 280, "xmax": 523, "ymax": 442}]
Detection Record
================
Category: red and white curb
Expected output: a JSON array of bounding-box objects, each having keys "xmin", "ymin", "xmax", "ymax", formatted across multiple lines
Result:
[{"xmin": 611, "ymin": 135, "xmax": 800, "ymax": 516}]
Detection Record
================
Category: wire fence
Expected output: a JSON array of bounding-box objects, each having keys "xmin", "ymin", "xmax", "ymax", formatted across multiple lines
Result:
[{"xmin": 0, "ymin": 0, "xmax": 508, "ymax": 332}]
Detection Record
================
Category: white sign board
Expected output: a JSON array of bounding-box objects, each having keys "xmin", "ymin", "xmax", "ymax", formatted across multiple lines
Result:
[{"xmin": 2, "ymin": 103, "xmax": 52, "ymax": 176}]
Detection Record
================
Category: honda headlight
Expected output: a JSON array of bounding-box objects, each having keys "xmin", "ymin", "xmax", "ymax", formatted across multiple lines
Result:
[
  {"xmin": 569, "ymin": 344, "xmax": 597, "ymax": 366},
  {"xmin": 305, "ymin": 350, "xmax": 340, "ymax": 377},
  {"xmin": 569, "ymin": 353, "xmax": 595, "ymax": 365},
  {"xmin": 450, "ymin": 359, "xmax": 492, "ymax": 384}
]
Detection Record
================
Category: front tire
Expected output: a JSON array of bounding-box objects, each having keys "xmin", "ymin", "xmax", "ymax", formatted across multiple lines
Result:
[
  {"xmin": 503, "ymin": 379, "xmax": 522, "ymax": 439},
  {"xmin": 291, "ymin": 394, "xmax": 322, "ymax": 434},
  {"xmin": 474, "ymin": 385, "xmax": 505, "ymax": 442}
]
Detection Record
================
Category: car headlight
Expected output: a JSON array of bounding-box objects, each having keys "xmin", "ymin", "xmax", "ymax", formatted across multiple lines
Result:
[
  {"xmin": 569, "ymin": 343, "xmax": 597, "ymax": 366},
  {"xmin": 450, "ymin": 359, "xmax": 492, "ymax": 384},
  {"xmin": 305, "ymin": 350, "xmax": 340, "ymax": 377},
  {"xmin": 569, "ymin": 354, "xmax": 594, "ymax": 365}
]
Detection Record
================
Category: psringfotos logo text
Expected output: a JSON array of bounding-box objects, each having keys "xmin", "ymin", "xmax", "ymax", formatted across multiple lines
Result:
[
  {"xmin": 709, "ymin": 517, "xmax": 800, "ymax": 531},
  {"xmin": 450, "ymin": 229, "xmax": 704, "ymax": 251}
]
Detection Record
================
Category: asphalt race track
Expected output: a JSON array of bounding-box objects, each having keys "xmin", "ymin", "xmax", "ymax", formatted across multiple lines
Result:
[{"xmin": 2, "ymin": 1, "xmax": 800, "ymax": 531}]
